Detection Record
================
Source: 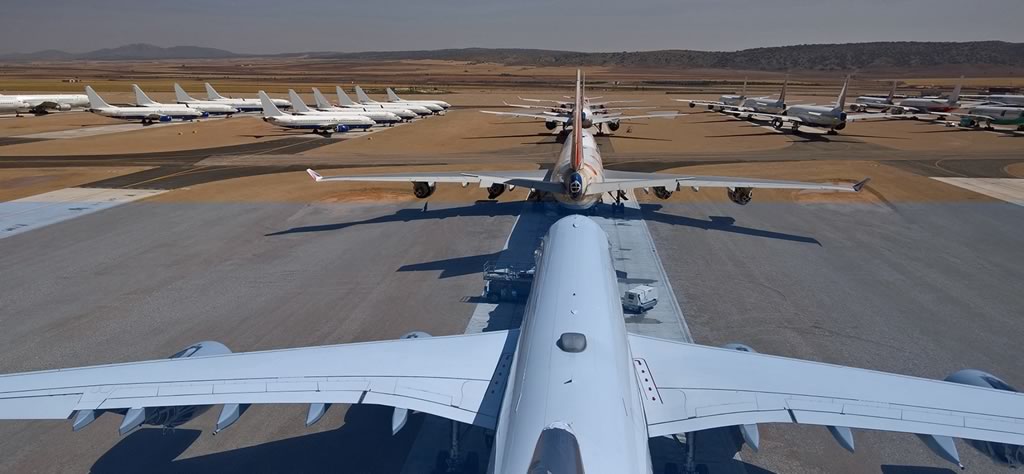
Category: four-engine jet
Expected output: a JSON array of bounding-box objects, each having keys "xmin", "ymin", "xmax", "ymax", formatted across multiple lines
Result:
[
  {"xmin": 309, "ymin": 71, "xmax": 865, "ymax": 209},
  {"xmin": 0, "ymin": 215, "xmax": 1022, "ymax": 472},
  {"xmin": 85, "ymin": 86, "xmax": 205, "ymax": 124}
]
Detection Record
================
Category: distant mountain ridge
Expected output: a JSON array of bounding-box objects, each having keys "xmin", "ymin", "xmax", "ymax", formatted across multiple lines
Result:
[{"xmin": 3, "ymin": 41, "xmax": 1022, "ymax": 71}]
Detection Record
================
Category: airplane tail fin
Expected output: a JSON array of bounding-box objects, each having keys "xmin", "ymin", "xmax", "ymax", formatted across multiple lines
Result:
[
  {"xmin": 312, "ymin": 88, "xmax": 333, "ymax": 109},
  {"xmin": 174, "ymin": 83, "xmax": 196, "ymax": 103},
  {"xmin": 205, "ymin": 83, "xmax": 227, "ymax": 100},
  {"xmin": 571, "ymin": 69, "xmax": 584, "ymax": 171},
  {"xmin": 949, "ymin": 76, "xmax": 963, "ymax": 104},
  {"xmin": 258, "ymin": 91, "xmax": 284, "ymax": 117},
  {"xmin": 741, "ymin": 77, "xmax": 748, "ymax": 96},
  {"xmin": 835, "ymin": 75, "xmax": 849, "ymax": 111},
  {"xmin": 336, "ymin": 86, "xmax": 357, "ymax": 106},
  {"xmin": 387, "ymin": 88, "xmax": 402, "ymax": 102},
  {"xmin": 84, "ymin": 86, "xmax": 111, "ymax": 109},
  {"xmin": 778, "ymin": 76, "xmax": 788, "ymax": 105},
  {"xmin": 355, "ymin": 86, "xmax": 374, "ymax": 103},
  {"xmin": 132, "ymin": 84, "xmax": 157, "ymax": 106},
  {"xmin": 886, "ymin": 80, "xmax": 898, "ymax": 103},
  {"xmin": 287, "ymin": 89, "xmax": 311, "ymax": 113}
]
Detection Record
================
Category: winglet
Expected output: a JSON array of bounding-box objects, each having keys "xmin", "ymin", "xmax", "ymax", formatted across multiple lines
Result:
[
  {"xmin": 306, "ymin": 169, "xmax": 323, "ymax": 182},
  {"xmin": 852, "ymin": 177, "xmax": 871, "ymax": 192}
]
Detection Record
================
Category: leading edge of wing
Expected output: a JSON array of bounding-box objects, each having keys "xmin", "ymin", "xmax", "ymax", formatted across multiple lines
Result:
[
  {"xmin": 592, "ymin": 171, "xmax": 867, "ymax": 195},
  {"xmin": 480, "ymin": 110, "xmax": 569, "ymax": 122},
  {"xmin": 306, "ymin": 168, "xmax": 551, "ymax": 185},
  {"xmin": 629, "ymin": 334, "xmax": 1024, "ymax": 445}
]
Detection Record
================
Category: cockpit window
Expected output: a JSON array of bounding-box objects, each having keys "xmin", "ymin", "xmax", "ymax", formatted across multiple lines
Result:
[{"xmin": 529, "ymin": 427, "xmax": 584, "ymax": 474}]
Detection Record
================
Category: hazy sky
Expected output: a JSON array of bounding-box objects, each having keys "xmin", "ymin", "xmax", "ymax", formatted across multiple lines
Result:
[{"xmin": 3, "ymin": 0, "xmax": 1022, "ymax": 54}]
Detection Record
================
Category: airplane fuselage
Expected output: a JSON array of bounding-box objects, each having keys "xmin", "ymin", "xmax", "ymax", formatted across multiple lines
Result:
[
  {"xmin": 90, "ymin": 106, "xmax": 205, "ymax": 122},
  {"xmin": 549, "ymin": 128, "xmax": 605, "ymax": 209},
  {"xmin": 784, "ymin": 105, "xmax": 847, "ymax": 129},
  {"xmin": 0, "ymin": 93, "xmax": 88, "ymax": 113},
  {"xmin": 897, "ymin": 98, "xmax": 958, "ymax": 113},
  {"xmin": 491, "ymin": 215, "xmax": 652, "ymax": 473},
  {"xmin": 739, "ymin": 97, "xmax": 785, "ymax": 115},
  {"xmin": 959, "ymin": 106, "xmax": 1024, "ymax": 127}
]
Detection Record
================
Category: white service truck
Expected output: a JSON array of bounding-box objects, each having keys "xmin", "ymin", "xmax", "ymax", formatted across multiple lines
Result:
[{"xmin": 622, "ymin": 285, "xmax": 658, "ymax": 313}]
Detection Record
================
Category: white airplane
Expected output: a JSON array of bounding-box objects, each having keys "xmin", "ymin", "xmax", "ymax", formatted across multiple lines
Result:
[
  {"xmin": 355, "ymin": 85, "xmax": 443, "ymax": 114},
  {"xmin": 849, "ymin": 80, "xmax": 899, "ymax": 112},
  {"xmin": 204, "ymin": 83, "xmax": 289, "ymax": 113},
  {"xmin": 757, "ymin": 76, "xmax": 905, "ymax": 134},
  {"xmin": 888, "ymin": 77, "xmax": 964, "ymax": 115},
  {"xmin": 961, "ymin": 93, "xmax": 1024, "ymax": 107},
  {"xmin": 1, "ymin": 213, "xmax": 1022, "ymax": 471},
  {"xmin": 258, "ymin": 91, "xmax": 373, "ymax": 136},
  {"xmin": 386, "ymin": 87, "xmax": 450, "ymax": 109},
  {"xmin": 676, "ymin": 77, "xmax": 748, "ymax": 110},
  {"xmin": 309, "ymin": 71, "xmax": 863, "ymax": 209},
  {"xmin": 287, "ymin": 89, "xmax": 402, "ymax": 126},
  {"xmin": 311, "ymin": 87, "xmax": 415, "ymax": 122},
  {"xmin": 172, "ymin": 83, "xmax": 245, "ymax": 116},
  {"xmin": 0, "ymin": 91, "xmax": 88, "ymax": 116},
  {"xmin": 84, "ymin": 86, "xmax": 205, "ymax": 124},
  {"xmin": 337, "ymin": 86, "xmax": 429, "ymax": 117},
  {"xmin": 133, "ymin": 84, "xmax": 237, "ymax": 116},
  {"xmin": 723, "ymin": 77, "xmax": 788, "ymax": 118},
  {"xmin": 935, "ymin": 105, "xmax": 1024, "ymax": 131}
]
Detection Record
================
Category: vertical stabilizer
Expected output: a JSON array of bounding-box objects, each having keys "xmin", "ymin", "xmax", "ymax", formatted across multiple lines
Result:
[
  {"xmin": 205, "ymin": 83, "xmax": 227, "ymax": 100},
  {"xmin": 835, "ymin": 76, "xmax": 849, "ymax": 111},
  {"xmin": 287, "ymin": 89, "xmax": 311, "ymax": 113},
  {"xmin": 949, "ymin": 76, "xmax": 963, "ymax": 104},
  {"xmin": 174, "ymin": 83, "xmax": 196, "ymax": 103},
  {"xmin": 312, "ymin": 88, "xmax": 333, "ymax": 109},
  {"xmin": 258, "ymin": 91, "xmax": 284, "ymax": 117},
  {"xmin": 336, "ymin": 86, "xmax": 357, "ymax": 106},
  {"xmin": 84, "ymin": 86, "xmax": 111, "ymax": 109},
  {"xmin": 387, "ymin": 88, "xmax": 402, "ymax": 102},
  {"xmin": 354, "ymin": 86, "xmax": 375, "ymax": 104},
  {"xmin": 132, "ymin": 84, "xmax": 157, "ymax": 106},
  {"xmin": 886, "ymin": 80, "xmax": 898, "ymax": 103},
  {"xmin": 571, "ymin": 69, "xmax": 584, "ymax": 171},
  {"xmin": 741, "ymin": 77, "xmax": 748, "ymax": 96},
  {"xmin": 778, "ymin": 76, "xmax": 788, "ymax": 105}
]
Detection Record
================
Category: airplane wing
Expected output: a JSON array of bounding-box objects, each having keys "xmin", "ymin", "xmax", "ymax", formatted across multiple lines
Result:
[
  {"xmin": 307, "ymin": 169, "xmax": 562, "ymax": 194},
  {"xmin": 591, "ymin": 112, "xmax": 680, "ymax": 124},
  {"xmin": 845, "ymin": 113, "xmax": 911, "ymax": 122},
  {"xmin": 744, "ymin": 113, "xmax": 804, "ymax": 124},
  {"xmin": 517, "ymin": 97, "xmax": 564, "ymax": 105},
  {"xmin": 674, "ymin": 99, "xmax": 726, "ymax": 107},
  {"xmin": 628, "ymin": 334, "xmax": 1024, "ymax": 447},
  {"xmin": 587, "ymin": 170, "xmax": 866, "ymax": 195},
  {"xmin": 480, "ymin": 110, "xmax": 569, "ymax": 122},
  {"xmin": 0, "ymin": 330, "xmax": 518, "ymax": 430}
]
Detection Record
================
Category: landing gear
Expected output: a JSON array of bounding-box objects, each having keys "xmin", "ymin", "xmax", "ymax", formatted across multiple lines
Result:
[
  {"xmin": 790, "ymin": 122, "xmax": 800, "ymax": 132},
  {"xmin": 432, "ymin": 420, "xmax": 479, "ymax": 474},
  {"xmin": 826, "ymin": 129, "xmax": 838, "ymax": 135},
  {"xmin": 607, "ymin": 190, "xmax": 628, "ymax": 213},
  {"xmin": 771, "ymin": 118, "xmax": 783, "ymax": 130}
]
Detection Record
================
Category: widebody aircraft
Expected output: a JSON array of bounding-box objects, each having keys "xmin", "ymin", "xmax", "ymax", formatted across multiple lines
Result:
[
  {"xmin": 849, "ymin": 80, "xmax": 899, "ymax": 112},
  {"xmin": 286, "ymin": 89, "xmax": 402, "ymax": 126},
  {"xmin": 312, "ymin": 87, "xmax": 416, "ymax": 121},
  {"xmin": 723, "ymin": 78, "xmax": 788, "ymax": 117},
  {"xmin": 309, "ymin": 71, "xmax": 864, "ymax": 209},
  {"xmin": 888, "ymin": 77, "xmax": 963, "ymax": 115},
  {"xmin": 355, "ymin": 85, "xmax": 443, "ymax": 113},
  {"xmin": 937, "ymin": 105, "xmax": 1024, "ymax": 130},
  {"xmin": 386, "ymin": 87, "xmax": 451, "ymax": 109},
  {"xmin": 337, "ymin": 86, "xmax": 430, "ymax": 116},
  {"xmin": 676, "ymin": 78, "xmax": 748, "ymax": 110},
  {"xmin": 0, "ymin": 214, "xmax": 1022, "ymax": 471},
  {"xmin": 203, "ymin": 83, "xmax": 289, "ymax": 113},
  {"xmin": 133, "ymin": 84, "xmax": 237, "ymax": 116},
  {"xmin": 0, "ymin": 92, "xmax": 88, "ymax": 116},
  {"xmin": 962, "ymin": 93, "xmax": 1024, "ymax": 107},
  {"xmin": 482, "ymin": 96, "xmax": 668, "ymax": 133},
  {"xmin": 756, "ymin": 77, "xmax": 903, "ymax": 134},
  {"xmin": 85, "ymin": 86, "xmax": 206, "ymax": 124},
  {"xmin": 258, "ymin": 91, "xmax": 374, "ymax": 136}
]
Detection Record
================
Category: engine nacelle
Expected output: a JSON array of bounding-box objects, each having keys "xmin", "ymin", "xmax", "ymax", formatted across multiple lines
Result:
[
  {"xmin": 55, "ymin": 103, "xmax": 72, "ymax": 112},
  {"xmin": 688, "ymin": 102, "xmax": 696, "ymax": 108},
  {"xmin": 930, "ymin": 369, "xmax": 1024, "ymax": 467},
  {"xmin": 607, "ymin": 121, "xmax": 621, "ymax": 132},
  {"xmin": 200, "ymin": 111, "xmax": 210, "ymax": 118},
  {"xmin": 545, "ymin": 121, "xmax": 557, "ymax": 130},
  {"xmin": 487, "ymin": 183, "xmax": 506, "ymax": 200},
  {"xmin": 722, "ymin": 343, "xmax": 757, "ymax": 353},
  {"xmin": 412, "ymin": 181, "xmax": 436, "ymax": 199},
  {"xmin": 158, "ymin": 115, "xmax": 172, "ymax": 122},
  {"xmin": 727, "ymin": 187, "xmax": 753, "ymax": 205},
  {"xmin": 335, "ymin": 124, "xmax": 350, "ymax": 133},
  {"xmin": 652, "ymin": 186, "xmax": 673, "ymax": 200},
  {"xmin": 400, "ymin": 331, "xmax": 432, "ymax": 339}
]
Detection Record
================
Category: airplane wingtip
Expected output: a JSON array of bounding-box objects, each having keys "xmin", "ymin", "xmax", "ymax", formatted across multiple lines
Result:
[
  {"xmin": 306, "ymin": 168, "xmax": 323, "ymax": 182},
  {"xmin": 853, "ymin": 177, "xmax": 871, "ymax": 192}
]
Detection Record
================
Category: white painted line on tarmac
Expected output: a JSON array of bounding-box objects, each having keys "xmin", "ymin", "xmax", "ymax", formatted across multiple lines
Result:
[
  {"xmin": 932, "ymin": 178, "xmax": 1024, "ymax": 207},
  {"xmin": 0, "ymin": 187, "xmax": 166, "ymax": 239}
]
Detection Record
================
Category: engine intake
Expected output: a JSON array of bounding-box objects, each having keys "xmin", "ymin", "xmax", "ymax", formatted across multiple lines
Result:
[
  {"xmin": 545, "ymin": 121, "xmax": 557, "ymax": 130},
  {"xmin": 652, "ymin": 186, "xmax": 673, "ymax": 200},
  {"xmin": 607, "ymin": 121, "xmax": 621, "ymax": 132},
  {"xmin": 487, "ymin": 183, "xmax": 506, "ymax": 199},
  {"xmin": 412, "ymin": 182, "xmax": 436, "ymax": 199},
  {"xmin": 728, "ymin": 187, "xmax": 753, "ymax": 205}
]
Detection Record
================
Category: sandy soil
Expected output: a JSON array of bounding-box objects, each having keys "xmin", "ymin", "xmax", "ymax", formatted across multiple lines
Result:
[
  {"xmin": 1005, "ymin": 162, "xmax": 1024, "ymax": 178},
  {"xmin": 0, "ymin": 167, "xmax": 151, "ymax": 201},
  {"xmin": 0, "ymin": 112, "xmax": 120, "ymax": 138}
]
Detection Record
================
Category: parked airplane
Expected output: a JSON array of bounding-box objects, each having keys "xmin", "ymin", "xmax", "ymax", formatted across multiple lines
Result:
[
  {"xmin": 85, "ymin": 86, "xmax": 205, "ymax": 124},
  {"xmin": 287, "ymin": 89, "xmax": 402, "ymax": 126},
  {"xmin": 937, "ymin": 105, "xmax": 1024, "ymax": 131},
  {"xmin": 482, "ymin": 98, "xmax": 676, "ymax": 133},
  {"xmin": 758, "ymin": 76, "xmax": 902, "ymax": 134},
  {"xmin": 337, "ymin": 86, "xmax": 430, "ymax": 116},
  {"xmin": 133, "ymin": 84, "xmax": 237, "ymax": 116},
  {"xmin": 310, "ymin": 71, "xmax": 863, "ymax": 209},
  {"xmin": 849, "ymin": 80, "xmax": 899, "ymax": 112},
  {"xmin": 386, "ymin": 87, "xmax": 450, "ymax": 109},
  {"xmin": 1, "ymin": 214, "xmax": 1022, "ymax": 472},
  {"xmin": 355, "ymin": 85, "xmax": 443, "ymax": 113},
  {"xmin": 888, "ymin": 77, "xmax": 963, "ymax": 115},
  {"xmin": 204, "ymin": 83, "xmax": 289, "ymax": 112},
  {"xmin": 258, "ymin": 91, "xmax": 373, "ymax": 136},
  {"xmin": 724, "ymin": 77, "xmax": 788, "ymax": 117},
  {"xmin": 312, "ymin": 87, "xmax": 416, "ymax": 121},
  {"xmin": 0, "ymin": 92, "xmax": 88, "ymax": 116},
  {"xmin": 676, "ymin": 77, "xmax": 748, "ymax": 110},
  {"xmin": 962, "ymin": 93, "xmax": 1024, "ymax": 107}
]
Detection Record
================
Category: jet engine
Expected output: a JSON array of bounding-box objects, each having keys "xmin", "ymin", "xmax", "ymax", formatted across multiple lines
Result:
[
  {"xmin": 849, "ymin": 104, "xmax": 864, "ymax": 112},
  {"xmin": 335, "ymin": 124, "xmax": 350, "ymax": 133},
  {"xmin": 835, "ymin": 121, "xmax": 847, "ymax": 131},
  {"xmin": 545, "ymin": 121, "xmax": 558, "ymax": 130},
  {"xmin": 607, "ymin": 121, "xmax": 621, "ymax": 132},
  {"xmin": 487, "ymin": 183, "xmax": 506, "ymax": 199},
  {"xmin": 54, "ymin": 103, "xmax": 72, "ymax": 112},
  {"xmin": 158, "ymin": 115, "xmax": 172, "ymax": 122},
  {"xmin": 652, "ymin": 186, "xmax": 673, "ymax": 200},
  {"xmin": 727, "ymin": 187, "xmax": 753, "ymax": 205},
  {"xmin": 200, "ymin": 111, "xmax": 210, "ymax": 118},
  {"xmin": 688, "ymin": 102, "xmax": 696, "ymax": 108},
  {"xmin": 930, "ymin": 369, "xmax": 1024, "ymax": 468},
  {"xmin": 412, "ymin": 181, "xmax": 436, "ymax": 199}
]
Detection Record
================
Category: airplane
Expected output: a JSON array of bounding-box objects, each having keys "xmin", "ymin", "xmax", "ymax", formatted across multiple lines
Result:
[
  {"xmin": 309, "ymin": 70, "xmax": 865, "ymax": 209},
  {"xmin": 936, "ymin": 105, "xmax": 1024, "ymax": 131},
  {"xmin": 481, "ymin": 99, "xmax": 676, "ymax": 134},
  {"xmin": 386, "ymin": 87, "xmax": 450, "ymax": 109},
  {"xmin": 723, "ymin": 77, "xmax": 788, "ymax": 118},
  {"xmin": 1, "ymin": 213, "xmax": 1023, "ymax": 472},
  {"xmin": 172, "ymin": 83, "xmax": 252, "ymax": 115},
  {"xmin": 887, "ymin": 77, "xmax": 963, "ymax": 115},
  {"xmin": 0, "ymin": 91, "xmax": 88, "ymax": 116},
  {"xmin": 337, "ymin": 86, "xmax": 430, "ymax": 117},
  {"xmin": 849, "ymin": 80, "xmax": 899, "ymax": 112},
  {"xmin": 355, "ymin": 85, "xmax": 444, "ymax": 114},
  {"xmin": 133, "ymin": 84, "xmax": 237, "ymax": 116},
  {"xmin": 258, "ymin": 91, "xmax": 374, "ymax": 136},
  {"xmin": 312, "ymin": 87, "xmax": 417, "ymax": 121},
  {"xmin": 204, "ymin": 83, "xmax": 290, "ymax": 112},
  {"xmin": 84, "ymin": 86, "xmax": 206, "ymax": 125},
  {"xmin": 675, "ymin": 77, "xmax": 748, "ymax": 110},
  {"xmin": 756, "ymin": 76, "xmax": 905, "ymax": 135},
  {"xmin": 286, "ymin": 89, "xmax": 402, "ymax": 126},
  {"xmin": 961, "ymin": 93, "xmax": 1024, "ymax": 107}
]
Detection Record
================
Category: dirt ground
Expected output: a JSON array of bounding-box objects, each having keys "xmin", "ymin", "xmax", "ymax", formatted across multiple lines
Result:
[
  {"xmin": 0, "ymin": 112, "xmax": 118, "ymax": 138},
  {"xmin": 0, "ymin": 167, "xmax": 151, "ymax": 201}
]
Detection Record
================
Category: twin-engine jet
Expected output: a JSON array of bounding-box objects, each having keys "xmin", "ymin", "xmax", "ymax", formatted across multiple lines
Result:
[
  {"xmin": 258, "ymin": 91, "xmax": 374, "ymax": 136},
  {"xmin": 309, "ymin": 71, "xmax": 865, "ymax": 209},
  {"xmin": 386, "ymin": 87, "xmax": 451, "ymax": 110},
  {"xmin": 336, "ymin": 86, "xmax": 430, "ymax": 116},
  {"xmin": 0, "ymin": 215, "xmax": 1021, "ymax": 471},
  {"xmin": 355, "ymin": 85, "xmax": 444, "ymax": 114},
  {"xmin": 200, "ymin": 83, "xmax": 290, "ymax": 113},
  {"xmin": 133, "ymin": 84, "xmax": 237, "ymax": 116},
  {"xmin": 287, "ymin": 89, "xmax": 402, "ymax": 126},
  {"xmin": 311, "ymin": 87, "xmax": 416, "ymax": 121},
  {"xmin": 755, "ymin": 76, "xmax": 905, "ymax": 134},
  {"xmin": 0, "ymin": 92, "xmax": 88, "ymax": 116},
  {"xmin": 676, "ymin": 77, "xmax": 748, "ymax": 110},
  {"xmin": 85, "ymin": 86, "xmax": 206, "ymax": 124}
]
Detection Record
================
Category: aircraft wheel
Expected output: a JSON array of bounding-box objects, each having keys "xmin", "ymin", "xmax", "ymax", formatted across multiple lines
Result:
[{"xmin": 827, "ymin": 129, "xmax": 838, "ymax": 135}]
